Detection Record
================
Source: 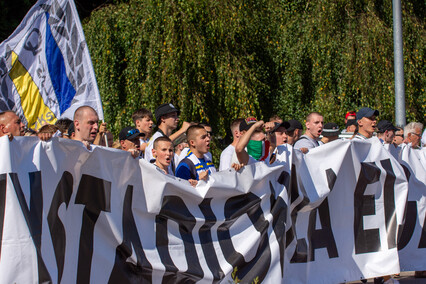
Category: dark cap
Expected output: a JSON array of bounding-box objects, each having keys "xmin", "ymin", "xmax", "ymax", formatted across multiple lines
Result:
[
  {"xmin": 345, "ymin": 119, "xmax": 357, "ymax": 128},
  {"xmin": 356, "ymin": 107, "xmax": 379, "ymax": 121},
  {"xmin": 377, "ymin": 120, "xmax": 398, "ymax": 133},
  {"xmin": 272, "ymin": 121, "xmax": 291, "ymax": 132},
  {"xmin": 287, "ymin": 119, "xmax": 303, "ymax": 132},
  {"xmin": 239, "ymin": 117, "xmax": 258, "ymax": 132},
  {"xmin": 155, "ymin": 103, "xmax": 180, "ymax": 124},
  {"xmin": 322, "ymin": 122, "xmax": 340, "ymax": 137},
  {"xmin": 119, "ymin": 127, "xmax": 145, "ymax": 141}
]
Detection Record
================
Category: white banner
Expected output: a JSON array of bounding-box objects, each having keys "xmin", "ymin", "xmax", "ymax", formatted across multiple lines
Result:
[
  {"xmin": 397, "ymin": 144, "xmax": 426, "ymax": 272},
  {"xmin": 0, "ymin": 0, "xmax": 103, "ymax": 129},
  {"xmin": 0, "ymin": 136, "xmax": 424, "ymax": 284}
]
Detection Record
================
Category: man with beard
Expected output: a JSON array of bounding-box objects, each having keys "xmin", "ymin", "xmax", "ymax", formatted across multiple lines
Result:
[{"xmin": 293, "ymin": 112, "xmax": 324, "ymax": 153}]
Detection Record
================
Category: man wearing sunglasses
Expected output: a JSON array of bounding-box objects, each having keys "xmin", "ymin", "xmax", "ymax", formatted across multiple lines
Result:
[
  {"xmin": 404, "ymin": 122, "xmax": 423, "ymax": 149},
  {"xmin": 119, "ymin": 126, "xmax": 145, "ymax": 158}
]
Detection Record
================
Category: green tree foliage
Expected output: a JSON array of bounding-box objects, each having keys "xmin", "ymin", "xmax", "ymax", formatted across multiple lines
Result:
[{"xmin": 83, "ymin": 0, "xmax": 425, "ymax": 141}]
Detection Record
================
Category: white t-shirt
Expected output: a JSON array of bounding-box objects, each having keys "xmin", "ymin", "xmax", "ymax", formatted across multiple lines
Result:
[
  {"xmin": 293, "ymin": 135, "xmax": 320, "ymax": 150},
  {"xmin": 144, "ymin": 131, "xmax": 164, "ymax": 162},
  {"xmin": 219, "ymin": 144, "xmax": 235, "ymax": 171}
]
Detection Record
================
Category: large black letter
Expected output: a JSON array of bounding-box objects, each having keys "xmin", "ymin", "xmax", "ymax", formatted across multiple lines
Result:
[
  {"xmin": 381, "ymin": 159, "xmax": 397, "ymax": 249},
  {"xmin": 198, "ymin": 198, "xmax": 224, "ymax": 282},
  {"xmin": 47, "ymin": 171, "xmax": 73, "ymax": 284},
  {"xmin": 155, "ymin": 195, "xmax": 203, "ymax": 283},
  {"xmin": 218, "ymin": 193, "xmax": 271, "ymax": 283},
  {"xmin": 9, "ymin": 172, "xmax": 52, "ymax": 282},
  {"xmin": 109, "ymin": 185, "xmax": 152, "ymax": 283},
  {"xmin": 75, "ymin": 174, "xmax": 111, "ymax": 284},
  {"xmin": 354, "ymin": 162, "xmax": 381, "ymax": 254},
  {"xmin": 397, "ymin": 201, "xmax": 417, "ymax": 250},
  {"xmin": 307, "ymin": 198, "xmax": 339, "ymax": 261}
]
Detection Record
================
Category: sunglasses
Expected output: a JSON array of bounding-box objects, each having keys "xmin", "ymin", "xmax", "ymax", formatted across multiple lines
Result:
[{"xmin": 126, "ymin": 129, "xmax": 140, "ymax": 138}]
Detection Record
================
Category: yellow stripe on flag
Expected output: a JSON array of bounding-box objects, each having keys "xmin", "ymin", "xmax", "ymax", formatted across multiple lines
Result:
[{"xmin": 9, "ymin": 51, "xmax": 56, "ymax": 129}]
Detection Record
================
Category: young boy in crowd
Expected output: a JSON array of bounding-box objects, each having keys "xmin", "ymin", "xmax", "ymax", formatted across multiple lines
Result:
[
  {"xmin": 152, "ymin": 136, "xmax": 174, "ymax": 174},
  {"xmin": 175, "ymin": 125, "xmax": 216, "ymax": 182},
  {"xmin": 132, "ymin": 108, "xmax": 154, "ymax": 157}
]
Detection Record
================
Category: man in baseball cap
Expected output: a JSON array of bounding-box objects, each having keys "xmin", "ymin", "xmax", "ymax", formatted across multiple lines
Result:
[
  {"xmin": 354, "ymin": 107, "xmax": 379, "ymax": 140},
  {"xmin": 376, "ymin": 120, "xmax": 398, "ymax": 144},
  {"xmin": 119, "ymin": 126, "xmax": 145, "ymax": 158},
  {"xmin": 285, "ymin": 119, "xmax": 303, "ymax": 146}
]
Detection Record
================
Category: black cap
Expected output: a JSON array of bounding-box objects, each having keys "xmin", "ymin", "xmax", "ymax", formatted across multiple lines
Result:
[
  {"xmin": 272, "ymin": 121, "xmax": 291, "ymax": 132},
  {"xmin": 155, "ymin": 103, "xmax": 180, "ymax": 124},
  {"xmin": 356, "ymin": 107, "xmax": 379, "ymax": 121},
  {"xmin": 322, "ymin": 122, "xmax": 340, "ymax": 137},
  {"xmin": 239, "ymin": 117, "xmax": 258, "ymax": 132},
  {"xmin": 345, "ymin": 119, "xmax": 357, "ymax": 128},
  {"xmin": 377, "ymin": 120, "xmax": 398, "ymax": 133},
  {"xmin": 119, "ymin": 127, "xmax": 145, "ymax": 141},
  {"xmin": 287, "ymin": 119, "xmax": 303, "ymax": 132}
]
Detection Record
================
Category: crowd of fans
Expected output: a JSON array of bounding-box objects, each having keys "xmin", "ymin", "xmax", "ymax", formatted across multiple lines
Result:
[
  {"xmin": 0, "ymin": 104, "xmax": 425, "ymax": 283},
  {"xmin": 0, "ymin": 105, "xmax": 425, "ymax": 188}
]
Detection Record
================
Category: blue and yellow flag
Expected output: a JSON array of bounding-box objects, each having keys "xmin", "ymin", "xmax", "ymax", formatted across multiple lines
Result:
[{"xmin": 0, "ymin": 0, "xmax": 103, "ymax": 129}]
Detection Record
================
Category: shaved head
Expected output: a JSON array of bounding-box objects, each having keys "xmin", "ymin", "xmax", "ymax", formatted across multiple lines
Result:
[
  {"xmin": 73, "ymin": 106, "xmax": 99, "ymax": 143},
  {"xmin": 0, "ymin": 111, "xmax": 25, "ymax": 137}
]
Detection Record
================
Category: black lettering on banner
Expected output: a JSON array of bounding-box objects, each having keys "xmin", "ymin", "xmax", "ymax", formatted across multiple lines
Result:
[
  {"xmin": 47, "ymin": 171, "xmax": 73, "ymax": 284},
  {"xmin": 290, "ymin": 168, "xmax": 337, "ymax": 263},
  {"xmin": 198, "ymin": 198, "xmax": 224, "ymax": 282},
  {"xmin": 289, "ymin": 163, "xmax": 309, "ymax": 263},
  {"xmin": 109, "ymin": 185, "xmax": 152, "ymax": 283},
  {"xmin": 9, "ymin": 172, "xmax": 52, "ymax": 282},
  {"xmin": 307, "ymin": 198, "xmax": 339, "ymax": 261},
  {"xmin": 419, "ymin": 212, "xmax": 426, "ymax": 248},
  {"xmin": 218, "ymin": 193, "xmax": 271, "ymax": 283},
  {"xmin": 380, "ymin": 159, "xmax": 397, "ymax": 249},
  {"xmin": 397, "ymin": 201, "xmax": 417, "ymax": 250},
  {"xmin": 354, "ymin": 162, "xmax": 381, "ymax": 254},
  {"xmin": 75, "ymin": 174, "xmax": 111, "ymax": 284},
  {"xmin": 155, "ymin": 195, "xmax": 203, "ymax": 283},
  {"xmin": 271, "ymin": 171, "xmax": 290, "ymax": 276},
  {"xmin": 0, "ymin": 174, "xmax": 6, "ymax": 261}
]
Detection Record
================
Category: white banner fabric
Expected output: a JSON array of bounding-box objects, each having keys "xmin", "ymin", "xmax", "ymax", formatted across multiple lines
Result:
[{"xmin": 0, "ymin": 136, "xmax": 424, "ymax": 284}]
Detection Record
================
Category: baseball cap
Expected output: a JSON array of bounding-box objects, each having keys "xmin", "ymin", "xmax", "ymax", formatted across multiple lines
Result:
[
  {"xmin": 345, "ymin": 119, "xmax": 357, "ymax": 128},
  {"xmin": 155, "ymin": 103, "xmax": 180, "ymax": 123},
  {"xmin": 286, "ymin": 119, "xmax": 303, "ymax": 132},
  {"xmin": 272, "ymin": 121, "xmax": 291, "ymax": 132},
  {"xmin": 322, "ymin": 122, "xmax": 340, "ymax": 137},
  {"xmin": 377, "ymin": 120, "xmax": 398, "ymax": 133},
  {"xmin": 119, "ymin": 127, "xmax": 145, "ymax": 141},
  {"xmin": 239, "ymin": 117, "xmax": 258, "ymax": 132},
  {"xmin": 345, "ymin": 111, "xmax": 356, "ymax": 119},
  {"xmin": 356, "ymin": 107, "xmax": 379, "ymax": 121}
]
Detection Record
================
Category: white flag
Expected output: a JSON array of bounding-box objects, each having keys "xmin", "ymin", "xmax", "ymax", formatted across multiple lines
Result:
[{"xmin": 0, "ymin": 0, "xmax": 103, "ymax": 129}]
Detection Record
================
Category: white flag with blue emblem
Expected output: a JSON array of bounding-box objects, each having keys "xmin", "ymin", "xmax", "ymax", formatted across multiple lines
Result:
[{"xmin": 0, "ymin": 0, "xmax": 103, "ymax": 129}]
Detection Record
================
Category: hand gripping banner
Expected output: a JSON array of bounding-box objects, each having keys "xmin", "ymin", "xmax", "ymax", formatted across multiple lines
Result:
[
  {"xmin": 0, "ymin": 0, "xmax": 103, "ymax": 129},
  {"xmin": 0, "ymin": 136, "xmax": 424, "ymax": 283}
]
